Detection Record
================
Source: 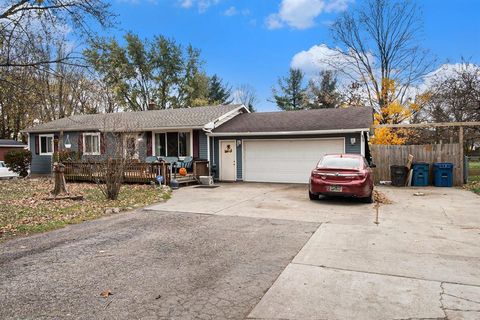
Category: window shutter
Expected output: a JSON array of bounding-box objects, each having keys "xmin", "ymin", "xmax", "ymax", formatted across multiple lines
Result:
[
  {"xmin": 146, "ymin": 132, "xmax": 152, "ymax": 156},
  {"xmin": 78, "ymin": 134, "xmax": 83, "ymax": 154},
  {"xmin": 53, "ymin": 134, "xmax": 59, "ymax": 152},
  {"xmin": 34, "ymin": 135, "xmax": 39, "ymax": 155},
  {"xmin": 100, "ymin": 133, "xmax": 106, "ymax": 154},
  {"xmin": 193, "ymin": 130, "xmax": 199, "ymax": 159}
]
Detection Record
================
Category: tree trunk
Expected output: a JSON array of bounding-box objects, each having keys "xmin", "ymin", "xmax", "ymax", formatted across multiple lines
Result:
[{"xmin": 52, "ymin": 162, "xmax": 69, "ymax": 196}]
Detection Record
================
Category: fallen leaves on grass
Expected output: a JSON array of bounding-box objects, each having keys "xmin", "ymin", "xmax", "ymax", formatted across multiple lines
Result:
[
  {"xmin": 0, "ymin": 178, "xmax": 172, "ymax": 240},
  {"xmin": 464, "ymin": 181, "xmax": 480, "ymax": 195}
]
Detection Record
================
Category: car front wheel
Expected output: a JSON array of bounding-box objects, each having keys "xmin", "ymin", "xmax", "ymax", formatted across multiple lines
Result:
[{"xmin": 309, "ymin": 191, "xmax": 318, "ymax": 201}]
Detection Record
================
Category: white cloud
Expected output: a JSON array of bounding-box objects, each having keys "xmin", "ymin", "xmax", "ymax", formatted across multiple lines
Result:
[
  {"xmin": 180, "ymin": 0, "xmax": 193, "ymax": 8},
  {"xmin": 179, "ymin": 0, "xmax": 221, "ymax": 13},
  {"xmin": 223, "ymin": 6, "xmax": 237, "ymax": 16},
  {"xmin": 421, "ymin": 63, "xmax": 480, "ymax": 92},
  {"xmin": 291, "ymin": 44, "xmax": 348, "ymax": 76},
  {"xmin": 266, "ymin": 0, "xmax": 352, "ymax": 30}
]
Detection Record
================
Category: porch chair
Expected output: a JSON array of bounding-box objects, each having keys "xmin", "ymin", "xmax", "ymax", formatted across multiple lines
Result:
[
  {"xmin": 179, "ymin": 156, "xmax": 193, "ymax": 171},
  {"xmin": 145, "ymin": 156, "xmax": 158, "ymax": 164}
]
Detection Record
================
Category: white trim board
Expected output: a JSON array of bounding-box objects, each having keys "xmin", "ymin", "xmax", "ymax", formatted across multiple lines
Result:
[{"xmin": 208, "ymin": 128, "xmax": 369, "ymax": 137}]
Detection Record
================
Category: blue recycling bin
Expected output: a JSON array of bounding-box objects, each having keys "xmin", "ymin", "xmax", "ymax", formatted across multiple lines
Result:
[
  {"xmin": 412, "ymin": 163, "xmax": 429, "ymax": 186},
  {"xmin": 433, "ymin": 163, "xmax": 454, "ymax": 187}
]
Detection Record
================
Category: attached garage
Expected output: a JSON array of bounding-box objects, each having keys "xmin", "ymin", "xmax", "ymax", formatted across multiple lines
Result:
[
  {"xmin": 210, "ymin": 107, "xmax": 373, "ymax": 184},
  {"xmin": 243, "ymin": 138, "xmax": 345, "ymax": 183}
]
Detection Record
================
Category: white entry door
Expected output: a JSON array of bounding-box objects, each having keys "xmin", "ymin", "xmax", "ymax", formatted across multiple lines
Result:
[
  {"xmin": 220, "ymin": 140, "xmax": 237, "ymax": 181},
  {"xmin": 243, "ymin": 138, "xmax": 345, "ymax": 183}
]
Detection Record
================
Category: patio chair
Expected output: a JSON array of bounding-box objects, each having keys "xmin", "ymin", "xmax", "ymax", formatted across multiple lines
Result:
[
  {"xmin": 165, "ymin": 156, "xmax": 179, "ymax": 165},
  {"xmin": 179, "ymin": 156, "xmax": 193, "ymax": 171},
  {"xmin": 145, "ymin": 156, "xmax": 158, "ymax": 164}
]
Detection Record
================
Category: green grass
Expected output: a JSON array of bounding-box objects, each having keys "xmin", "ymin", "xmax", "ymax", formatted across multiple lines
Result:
[
  {"xmin": 0, "ymin": 179, "xmax": 171, "ymax": 241},
  {"xmin": 469, "ymin": 161, "xmax": 480, "ymax": 169}
]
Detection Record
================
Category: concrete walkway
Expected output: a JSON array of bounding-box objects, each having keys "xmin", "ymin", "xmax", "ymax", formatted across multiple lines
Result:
[{"xmin": 151, "ymin": 183, "xmax": 480, "ymax": 320}]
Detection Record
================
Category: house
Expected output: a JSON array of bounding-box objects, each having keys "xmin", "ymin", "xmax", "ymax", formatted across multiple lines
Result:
[
  {"xmin": 23, "ymin": 105, "xmax": 373, "ymax": 183},
  {"xmin": 0, "ymin": 139, "xmax": 27, "ymax": 161}
]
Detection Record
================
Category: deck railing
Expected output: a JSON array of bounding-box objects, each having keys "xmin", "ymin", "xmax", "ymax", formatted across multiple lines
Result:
[{"xmin": 63, "ymin": 161, "xmax": 171, "ymax": 184}]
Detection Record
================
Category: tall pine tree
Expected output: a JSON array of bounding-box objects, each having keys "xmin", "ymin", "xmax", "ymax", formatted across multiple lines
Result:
[
  {"xmin": 272, "ymin": 68, "xmax": 306, "ymax": 111},
  {"xmin": 305, "ymin": 70, "xmax": 341, "ymax": 108},
  {"xmin": 207, "ymin": 75, "xmax": 232, "ymax": 105}
]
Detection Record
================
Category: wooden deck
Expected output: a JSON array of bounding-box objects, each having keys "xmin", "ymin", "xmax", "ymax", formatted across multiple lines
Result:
[
  {"xmin": 63, "ymin": 160, "xmax": 210, "ymax": 186},
  {"xmin": 64, "ymin": 161, "xmax": 171, "ymax": 184}
]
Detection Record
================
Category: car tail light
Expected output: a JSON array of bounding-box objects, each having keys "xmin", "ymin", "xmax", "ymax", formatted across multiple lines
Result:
[
  {"xmin": 312, "ymin": 170, "xmax": 327, "ymax": 179},
  {"xmin": 354, "ymin": 172, "xmax": 366, "ymax": 179}
]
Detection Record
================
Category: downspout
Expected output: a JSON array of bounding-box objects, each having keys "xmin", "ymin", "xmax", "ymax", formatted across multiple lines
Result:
[
  {"xmin": 203, "ymin": 125, "xmax": 214, "ymax": 179},
  {"xmin": 360, "ymin": 130, "xmax": 365, "ymax": 156}
]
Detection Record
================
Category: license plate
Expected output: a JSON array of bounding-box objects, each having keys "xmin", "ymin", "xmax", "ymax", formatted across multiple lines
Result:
[{"xmin": 329, "ymin": 186, "xmax": 342, "ymax": 192}]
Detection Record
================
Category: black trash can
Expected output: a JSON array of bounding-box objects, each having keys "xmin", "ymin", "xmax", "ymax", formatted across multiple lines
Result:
[{"xmin": 390, "ymin": 165, "xmax": 408, "ymax": 186}]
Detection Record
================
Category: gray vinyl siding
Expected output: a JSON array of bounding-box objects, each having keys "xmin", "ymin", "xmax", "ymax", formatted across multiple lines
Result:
[
  {"xmin": 29, "ymin": 133, "xmax": 53, "ymax": 175},
  {"xmin": 29, "ymin": 131, "xmax": 149, "ymax": 174},
  {"xmin": 198, "ymin": 130, "xmax": 208, "ymax": 160},
  {"xmin": 344, "ymin": 133, "xmax": 362, "ymax": 154},
  {"xmin": 213, "ymin": 132, "xmax": 363, "ymax": 181}
]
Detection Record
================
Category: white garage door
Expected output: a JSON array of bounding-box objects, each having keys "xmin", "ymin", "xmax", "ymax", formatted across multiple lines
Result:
[{"xmin": 243, "ymin": 138, "xmax": 345, "ymax": 183}]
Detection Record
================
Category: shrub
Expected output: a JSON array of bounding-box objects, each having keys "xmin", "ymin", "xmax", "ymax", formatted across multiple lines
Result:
[{"xmin": 4, "ymin": 149, "xmax": 32, "ymax": 177}]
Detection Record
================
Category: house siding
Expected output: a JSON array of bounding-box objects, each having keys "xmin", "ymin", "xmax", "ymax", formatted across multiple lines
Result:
[
  {"xmin": 213, "ymin": 132, "xmax": 363, "ymax": 181},
  {"xmin": 29, "ymin": 131, "xmax": 149, "ymax": 174},
  {"xmin": 29, "ymin": 133, "xmax": 53, "ymax": 174},
  {"xmin": 198, "ymin": 130, "xmax": 208, "ymax": 160}
]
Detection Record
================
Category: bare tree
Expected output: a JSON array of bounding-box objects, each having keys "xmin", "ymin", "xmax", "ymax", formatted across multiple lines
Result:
[
  {"xmin": 234, "ymin": 84, "xmax": 258, "ymax": 112},
  {"xmin": 412, "ymin": 63, "xmax": 480, "ymax": 150},
  {"xmin": 90, "ymin": 116, "xmax": 141, "ymax": 200},
  {"xmin": 0, "ymin": 0, "xmax": 113, "ymax": 68},
  {"xmin": 330, "ymin": 0, "xmax": 433, "ymax": 110}
]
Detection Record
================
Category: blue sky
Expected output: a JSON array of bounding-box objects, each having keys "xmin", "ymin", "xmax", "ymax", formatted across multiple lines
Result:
[{"xmin": 107, "ymin": 0, "xmax": 480, "ymax": 111}]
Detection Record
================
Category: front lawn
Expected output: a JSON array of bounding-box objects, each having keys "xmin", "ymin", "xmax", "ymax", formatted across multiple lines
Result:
[{"xmin": 0, "ymin": 178, "xmax": 171, "ymax": 241}]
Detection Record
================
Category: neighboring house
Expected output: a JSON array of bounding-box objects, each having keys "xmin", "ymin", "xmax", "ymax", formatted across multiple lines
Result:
[
  {"xmin": 23, "ymin": 105, "xmax": 373, "ymax": 183},
  {"xmin": 0, "ymin": 139, "xmax": 27, "ymax": 161}
]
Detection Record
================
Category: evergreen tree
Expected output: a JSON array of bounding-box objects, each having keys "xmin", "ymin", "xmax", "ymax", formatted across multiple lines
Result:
[
  {"xmin": 207, "ymin": 75, "xmax": 232, "ymax": 105},
  {"xmin": 306, "ymin": 70, "xmax": 341, "ymax": 108},
  {"xmin": 272, "ymin": 68, "xmax": 306, "ymax": 111}
]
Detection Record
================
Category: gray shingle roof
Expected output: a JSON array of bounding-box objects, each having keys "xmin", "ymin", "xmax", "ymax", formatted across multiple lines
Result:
[
  {"xmin": 24, "ymin": 105, "xmax": 244, "ymax": 133},
  {"xmin": 213, "ymin": 107, "xmax": 373, "ymax": 133}
]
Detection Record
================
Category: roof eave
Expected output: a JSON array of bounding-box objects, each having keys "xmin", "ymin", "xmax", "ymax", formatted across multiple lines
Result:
[{"xmin": 208, "ymin": 128, "xmax": 370, "ymax": 137}]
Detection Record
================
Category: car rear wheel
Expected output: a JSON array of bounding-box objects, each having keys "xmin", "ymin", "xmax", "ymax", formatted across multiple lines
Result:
[
  {"xmin": 361, "ymin": 193, "xmax": 374, "ymax": 203},
  {"xmin": 309, "ymin": 191, "xmax": 318, "ymax": 201}
]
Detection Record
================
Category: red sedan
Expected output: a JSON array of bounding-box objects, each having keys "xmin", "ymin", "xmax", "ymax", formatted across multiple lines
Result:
[{"xmin": 309, "ymin": 154, "xmax": 375, "ymax": 203}]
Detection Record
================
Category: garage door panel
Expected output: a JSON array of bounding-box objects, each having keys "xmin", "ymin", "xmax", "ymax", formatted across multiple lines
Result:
[{"xmin": 243, "ymin": 139, "xmax": 345, "ymax": 183}]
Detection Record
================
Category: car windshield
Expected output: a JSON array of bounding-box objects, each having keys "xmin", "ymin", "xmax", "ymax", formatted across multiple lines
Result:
[{"xmin": 319, "ymin": 157, "xmax": 361, "ymax": 169}]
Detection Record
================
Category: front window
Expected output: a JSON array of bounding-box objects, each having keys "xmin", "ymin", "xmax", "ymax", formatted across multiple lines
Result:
[
  {"xmin": 154, "ymin": 132, "xmax": 191, "ymax": 158},
  {"xmin": 40, "ymin": 135, "xmax": 54, "ymax": 155},
  {"xmin": 83, "ymin": 133, "xmax": 101, "ymax": 155},
  {"xmin": 178, "ymin": 132, "xmax": 191, "ymax": 157}
]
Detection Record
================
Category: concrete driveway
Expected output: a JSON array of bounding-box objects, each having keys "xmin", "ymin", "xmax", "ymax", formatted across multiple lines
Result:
[
  {"xmin": 150, "ymin": 183, "xmax": 480, "ymax": 320},
  {"xmin": 1, "ymin": 183, "xmax": 479, "ymax": 319}
]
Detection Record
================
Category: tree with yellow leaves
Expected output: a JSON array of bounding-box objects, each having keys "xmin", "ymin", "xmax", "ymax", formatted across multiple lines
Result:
[{"xmin": 370, "ymin": 79, "xmax": 429, "ymax": 145}]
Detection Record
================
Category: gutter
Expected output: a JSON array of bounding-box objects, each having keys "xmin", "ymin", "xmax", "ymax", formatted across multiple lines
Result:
[
  {"xmin": 0, "ymin": 145, "xmax": 27, "ymax": 148},
  {"xmin": 206, "ymin": 128, "xmax": 370, "ymax": 137}
]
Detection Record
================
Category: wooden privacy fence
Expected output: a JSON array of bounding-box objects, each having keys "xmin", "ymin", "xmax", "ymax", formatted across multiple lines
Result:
[
  {"xmin": 370, "ymin": 143, "xmax": 463, "ymax": 186},
  {"xmin": 63, "ymin": 161, "xmax": 171, "ymax": 184}
]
